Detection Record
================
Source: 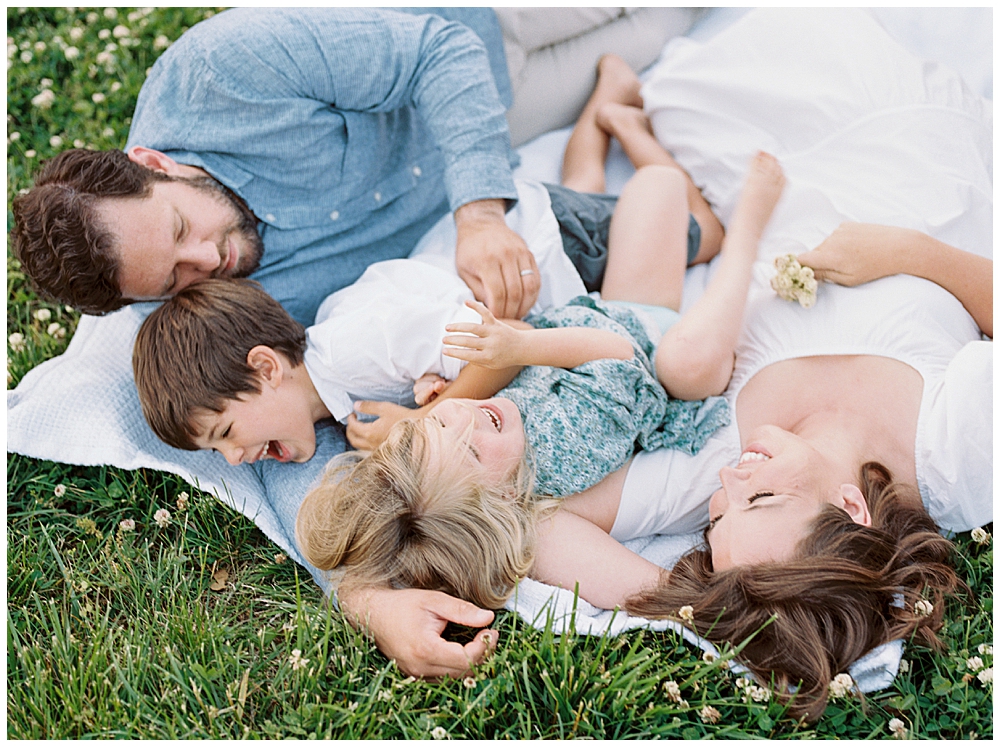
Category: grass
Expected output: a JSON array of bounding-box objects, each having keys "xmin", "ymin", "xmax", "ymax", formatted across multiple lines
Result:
[{"xmin": 6, "ymin": 7, "xmax": 994, "ymax": 739}]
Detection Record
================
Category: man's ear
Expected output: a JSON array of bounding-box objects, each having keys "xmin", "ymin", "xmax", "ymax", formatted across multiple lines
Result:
[
  {"xmin": 838, "ymin": 483, "xmax": 872, "ymax": 526},
  {"xmin": 246, "ymin": 345, "xmax": 284, "ymax": 390},
  {"xmin": 127, "ymin": 146, "xmax": 184, "ymax": 176}
]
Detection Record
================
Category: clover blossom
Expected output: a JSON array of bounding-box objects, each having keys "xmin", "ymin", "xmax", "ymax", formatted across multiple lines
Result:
[
  {"xmin": 699, "ymin": 705, "xmax": 721, "ymax": 724},
  {"xmin": 828, "ymin": 672, "xmax": 853, "ymax": 699},
  {"xmin": 771, "ymin": 254, "xmax": 818, "ymax": 308},
  {"xmin": 153, "ymin": 508, "xmax": 171, "ymax": 528}
]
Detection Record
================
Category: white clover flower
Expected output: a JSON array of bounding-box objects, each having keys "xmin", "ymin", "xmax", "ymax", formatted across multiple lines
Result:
[
  {"xmin": 95, "ymin": 51, "xmax": 114, "ymax": 66},
  {"xmin": 40, "ymin": 77, "xmax": 53, "ymax": 89},
  {"xmin": 69, "ymin": 27, "xmax": 84, "ymax": 42},
  {"xmin": 699, "ymin": 705, "xmax": 721, "ymax": 724},
  {"xmin": 153, "ymin": 508, "xmax": 171, "ymax": 528},
  {"xmin": 734, "ymin": 676, "xmax": 749, "ymax": 690},
  {"xmin": 47, "ymin": 322, "xmax": 66, "ymax": 339},
  {"xmin": 914, "ymin": 599, "xmax": 934, "ymax": 618},
  {"xmin": 176, "ymin": 491, "xmax": 190, "ymax": 511},
  {"xmin": 20, "ymin": 50, "xmax": 32, "ymax": 63},
  {"xmin": 431, "ymin": 726, "xmax": 448, "ymax": 740},
  {"xmin": 771, "ymin": 254, "xmax": 818, "ymax": 308},
  {"xmin": 978, "ymin": 644, "xmax": 992, "ymax": 656},
  {"xmin": 104, "ymin": 8, "xmax": 118, "ymax": 19},
  {"xmin": 678, "ymin": 605, "xmax": 695, "ymax": 624},
  {"xmin": 101, "ymin": 127, "xmax": 115, "ymax": 138},
  {"xmin": 34, "ymin": 41, "xmax": 46, "ymax": 53},
  {"xmin": 977, "ymin": 667, "xmax": 992, "ymax": 684},
  {"xmin": 25, "ymin": 149, "xmax": 36, "ymax": 158},
  {"xmin": 966, "ymin": 655, "xmax": 985, "ymax": 672},
  {"xmin": 702, "ymin": 651, "xmax": 718, "ymax": 664},
  {"xmin": 34, "ymin": 308, "xmax": 52, "ymax": 323},
  {"xmin": 63, "ymin": 46, "xmax": 79, "ymax": 60},
  {"xmin": 748, "ymin": 684, "xmax": 770, "ymax": 703},
  {"xmin": 127, "ymin": 11, "xmax": 142, "ymax": 23},
  {"xmin": 898, "ymin": 659, "xmax": 909, "ymax": 674},
  {"xmin": 9, "ymin": 131, "xmax": 20, "ymax": 142},
  {"xmin": 86, "ymin": 12, "xmax": 99, "ymax": 24},
  {"xmin": 9, "ymin": 333, "xmax": 26, "ymax": 352},
  {"xmin": 98, "ymin": 28, "xmax": 111, "ymax": 40},
  {"xmin": 462, "ymin": 676, "xmax": 476, "ymax": 689},
  {"xmin": 153, "ymin": 35, "xmax": 171, "ymax": 50},
  {"xmin": 53, "ymin": 484, "xmax": 66, "ymax": 498},
  {"xmin": 662, "ymin": 680, "xmax": 682, "ymax": 703},
  {"xmin": 32, "ymin": 89, "xmax": 55, "ymax": 109},
  {"xmin": 52, "ymin": 35, "xmax": 64, "ymax": 48},
  {"xmin": 888, "ymin": 718, "xmax": 906, "ymax": 738},
  {"xmin": 288, "ymin": 649, "xmax": 309, "ymax": 671},
  {"xmin": 92, "ymin": 92, "xmax": 106, "ymax": 104},
  {"xmin": 274, "ymin": 553, "xmax": 288, "ymax": 564},
  {"xmin": 970, "ymin": 527, "xmax": 991, "ymax": 545},
  {"xmin": 73, "ymin": 139, "xmax": 85, "ymax": 148},
  {"xmin": 110, "ymin": 81, "xmax": 122, "ymax": 93},
  {"xmin": 113, "ymin": 25, "xmax": 130, "ymax": 38},
  {"xmin": 104, "ymin": 43, "xmax": 117, "ymax": 53},
  {"xmin": 49, "ymin": 135, "xmax": 63, "ymax": 148},
  {"xmin": 828, "ymin": 672, "xmax": 853, "ymax": 699},
  {"xmin": 119, "ymin": 518, "xmax": 136, "ymax": 532}
]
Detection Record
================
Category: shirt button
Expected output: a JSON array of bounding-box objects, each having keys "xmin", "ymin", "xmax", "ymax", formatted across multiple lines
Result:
[
  {"xmin": 412, "ymin": 166, "xmax": 422, "ymax": 177},
  {"xmin": 329, "ymin": 210, "xmax": 339, "ymax": 221},
  {"xmin": 265, "ymin": 213, "xmax": 276, "ymax": 222},
  {"xmin": 373, "ymin": 191, "xmax": 382, "ymax": 202}
]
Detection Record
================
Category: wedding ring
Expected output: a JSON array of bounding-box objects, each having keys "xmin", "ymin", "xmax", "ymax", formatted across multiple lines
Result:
[{"xmin": 520, "ymin": 269, "xmax": 535, "ymax": 277}]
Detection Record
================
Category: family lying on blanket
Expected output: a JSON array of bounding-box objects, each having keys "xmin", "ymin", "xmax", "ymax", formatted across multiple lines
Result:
[
  {"xmin": 130, "ymin": 63, "xmax": 983, "ymax": 720},
  {"xmin": 10, "ymin": 9, "xmax": 991, "ymax": 723}
]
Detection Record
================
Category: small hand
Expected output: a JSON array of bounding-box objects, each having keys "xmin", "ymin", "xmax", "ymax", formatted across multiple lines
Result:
[
  {"xmin": 413, "ymin": 373, "xmax": 450, "ymax": 407},
  {"xmin": 797, "ymin": 222, "xmax": 912, "ymax": 287},
  {"xmin": 346, "ymin": 400, "xmax": 415, "ymax": 451},
  {"xmin": 340, "ymin": 586, "xmax": 498, "ymax": 679},
  {"xmin": 443, "ymin": 300, "xmax": 526, "ymax": 369},
  {"xmin": 455, "ymin": 199, "xmax": 539, "ymax": 319}
]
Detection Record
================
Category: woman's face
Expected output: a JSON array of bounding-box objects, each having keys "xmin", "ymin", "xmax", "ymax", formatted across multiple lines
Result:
[
  {"xmin": 424, "ymin": 397, "xmax": 526, "ymax": 486},
  {"xmin": 706, "ymin": 425, "xmax": 867, "ymax": 571}
]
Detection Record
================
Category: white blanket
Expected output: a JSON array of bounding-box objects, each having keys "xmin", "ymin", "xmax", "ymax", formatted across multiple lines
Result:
[{"xmin": 7, "ymin": 8, "xmax": 991, "ymax": 694}]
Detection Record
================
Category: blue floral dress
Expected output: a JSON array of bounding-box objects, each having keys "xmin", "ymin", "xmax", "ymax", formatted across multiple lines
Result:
[{"xmin": 499, "ymin": 296, "xmax": 730, "ymax": 497}]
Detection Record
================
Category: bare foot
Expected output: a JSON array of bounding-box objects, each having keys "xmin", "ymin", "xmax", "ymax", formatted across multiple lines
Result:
[
  {"xmin": 727, "ymin": 152, "xmax": 785, "ymax": 244},
  {"xmin": 595, "ymin": 101, "xmax": 651, "ymax": 139},
  {"xmin": 593, "ymin": 54, "xmax": 644, "ymax": 109}
]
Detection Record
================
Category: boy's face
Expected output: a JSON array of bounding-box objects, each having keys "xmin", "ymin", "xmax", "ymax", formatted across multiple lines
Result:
[{"xmin": 191, "ymin": 384, "xmax": 317, "ymax": 466}]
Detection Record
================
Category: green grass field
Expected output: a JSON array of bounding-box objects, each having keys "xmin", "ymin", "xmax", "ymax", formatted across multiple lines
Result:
[{"xmin": 6, "ymin": 7, "xmax": 993, "ymax": 739}]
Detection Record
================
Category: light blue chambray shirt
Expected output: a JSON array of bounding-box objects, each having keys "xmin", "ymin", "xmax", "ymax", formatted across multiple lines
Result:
[{"xmin": 126, "ymin": 7, "xmax": 518, "ymax": 326}]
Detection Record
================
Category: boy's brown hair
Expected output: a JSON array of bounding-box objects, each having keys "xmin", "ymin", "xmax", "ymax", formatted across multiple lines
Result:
[{"xmin": 133, "ymin": 278, "xmax": 306, "ymax": 450}]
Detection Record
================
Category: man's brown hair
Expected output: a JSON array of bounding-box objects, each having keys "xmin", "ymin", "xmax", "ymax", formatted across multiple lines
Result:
[
  {"xmin": 133, "ymin": 278, "xmax": 307, "ymax": 450},
  {"xmin": 11, "ymin": 148, "xmax": 168, "ymax": 315}
]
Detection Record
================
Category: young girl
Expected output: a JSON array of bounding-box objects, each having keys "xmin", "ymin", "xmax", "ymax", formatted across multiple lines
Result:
[{"xmin": 295, "ymin": 151, "xmax": 787, "ymax": 610}]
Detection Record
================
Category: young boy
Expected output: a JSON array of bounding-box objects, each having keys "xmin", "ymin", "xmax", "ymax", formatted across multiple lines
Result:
[{"xmin": 132, "ymin": 55, "xmax": 730, "ymax": 464}]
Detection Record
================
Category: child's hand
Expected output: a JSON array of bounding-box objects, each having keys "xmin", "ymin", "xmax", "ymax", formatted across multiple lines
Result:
[
  {"xmin": 346, "ymin": 401, "xmax": 414, "ymax": 451},
  {"xmin": 413, "ymin": 373, "xmax": 450, "ymax": 406},
  {"xmin": 442, "ymin": 300, "xmax": 527, "ymax": 369}
]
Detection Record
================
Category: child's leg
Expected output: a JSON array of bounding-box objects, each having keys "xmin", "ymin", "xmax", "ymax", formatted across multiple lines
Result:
[
  {"xmin": 599, "ymin": 165, "xmax": 689, "ymax": 311},
  {"xmin": 560, "ymin": 54, "xmax": 643, "ymax": 194},
  {"xmin": 654, "ymin": 152, "xmax": 786, "ymax": 401},
  {"xmin": 596, "ymin": 102, "xmax": 724, "ymax": 264}
]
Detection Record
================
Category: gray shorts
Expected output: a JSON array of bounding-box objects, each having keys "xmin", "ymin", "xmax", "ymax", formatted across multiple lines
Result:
[{"xmin": 544, "ymin": 182, "xmax": 701, "ymax": 293}]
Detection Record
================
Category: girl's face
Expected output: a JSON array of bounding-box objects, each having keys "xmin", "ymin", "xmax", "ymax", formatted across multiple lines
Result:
[
  {"xmin": 705, "ymin": 425, "xmax": 868, "ymax": 571},
  {"xmin": 425, "ymin": 397, "xmax": 526, "ymax": 486}
]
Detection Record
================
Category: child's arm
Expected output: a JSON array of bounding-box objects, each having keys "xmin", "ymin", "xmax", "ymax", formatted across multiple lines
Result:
[
  {"xmin": 443, "ymin": 300, "xmax": 633, "ymax": 370},
  {"xmin": 797, "ymin": 222, "xmax": 993, "ymax": 338}
]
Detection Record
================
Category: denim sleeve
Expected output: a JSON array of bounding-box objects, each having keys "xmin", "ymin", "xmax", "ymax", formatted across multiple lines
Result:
[{"xmin": 130, "ymin": 8, "xmax": 516, "ymax": 211}]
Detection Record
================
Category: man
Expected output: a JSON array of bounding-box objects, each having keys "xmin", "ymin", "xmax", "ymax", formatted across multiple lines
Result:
[{"xmin": 11, "ymin": 8, "xmax": 531, "ymax": 679}]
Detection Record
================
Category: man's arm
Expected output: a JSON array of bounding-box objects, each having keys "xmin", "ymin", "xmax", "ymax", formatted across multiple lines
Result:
[
  {"xmin": 338, "ymin": 584, "xmax": 497, "ymax": 678},
  {"xmin": 798, "ymin": 222, "xmax": 993, "ymax": 337}
]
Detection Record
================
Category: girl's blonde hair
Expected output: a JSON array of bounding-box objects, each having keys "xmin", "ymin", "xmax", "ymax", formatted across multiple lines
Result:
[{"xmin": 296, "ymin": 416, "xmax": 553, "ymax": 609}]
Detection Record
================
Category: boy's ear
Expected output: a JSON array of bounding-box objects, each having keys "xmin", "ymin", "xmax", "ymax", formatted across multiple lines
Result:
[
  {"xmin": 246, "ymin": 346, "xmax": 284, "ymax": 389},
  {"xmin": 838, "ymin": 483, "xmax": 871, "ymax": 527}
]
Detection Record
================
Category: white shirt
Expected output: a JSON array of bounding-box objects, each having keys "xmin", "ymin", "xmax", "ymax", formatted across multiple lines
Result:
[
  {"xmin": 304, "ymin": 179, "xmax": 586, "ymax": 422},
  {"xmin": 614, "ymin": 267, "xmax": 991, "ymax": 538}
]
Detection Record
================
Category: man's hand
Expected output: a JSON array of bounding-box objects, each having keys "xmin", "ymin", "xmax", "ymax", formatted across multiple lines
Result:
[
  {"xmin": 346, "ymin": 401, "xmax": 415, "ymax": 451},
  {"xmin": 339, "ymin": 586, "xmax": 498, "ymax": 679},
  {"xmin": 443, "ymin": 300, "xmax": 528, "ymax": 369},
  {"xmin": 796, "ymin": 222, "xmax": 910, "ymax": 287},
  {"xmin": 413, "ymin": 373, "xmax": 450, "ymax": 406},
  {"xmin": 454, "ymin": 199, "xmax": 539, "ymax": 320}
]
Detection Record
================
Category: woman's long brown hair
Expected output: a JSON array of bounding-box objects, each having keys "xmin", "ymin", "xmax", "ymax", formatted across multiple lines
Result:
[{"xmin": 626, "ymin": 462, "xmax": 964, "ymax": 721}]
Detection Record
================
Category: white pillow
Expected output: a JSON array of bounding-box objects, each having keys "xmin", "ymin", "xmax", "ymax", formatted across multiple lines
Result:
[{"xmin": 641, "ymin": 8, "xmax": 992, "ymax": 257}]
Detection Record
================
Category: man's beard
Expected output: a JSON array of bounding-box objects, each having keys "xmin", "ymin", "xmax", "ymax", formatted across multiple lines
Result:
[{"xmin": 176, "ymin": 174, "xmax": 265, "ymax": 278}]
